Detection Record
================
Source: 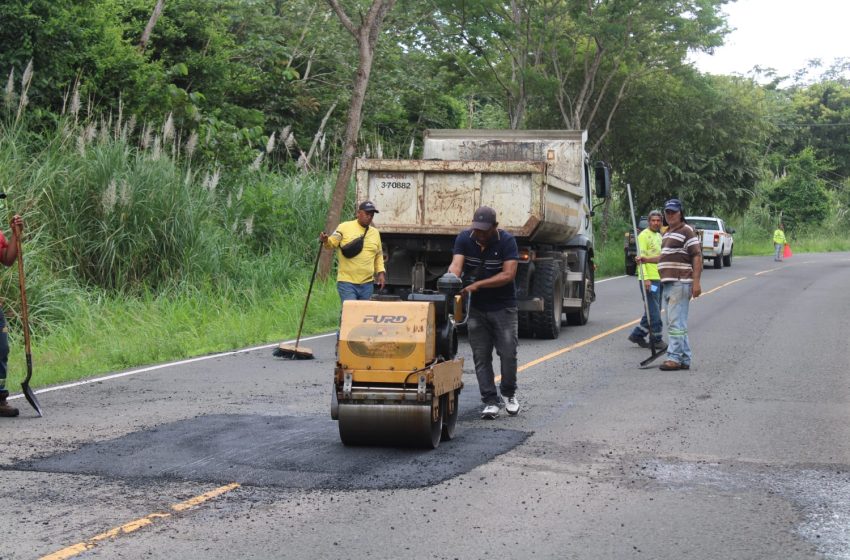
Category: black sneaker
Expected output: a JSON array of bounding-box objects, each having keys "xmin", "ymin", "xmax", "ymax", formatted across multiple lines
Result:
[{"xmin": 628, "ymin": 334, "xmax": 648, "ymax": 348}]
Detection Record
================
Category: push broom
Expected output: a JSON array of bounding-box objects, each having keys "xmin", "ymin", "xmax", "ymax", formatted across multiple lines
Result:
[{"xmin": 274, "ymin": 240, "xmax": 322, "ymax": 360}]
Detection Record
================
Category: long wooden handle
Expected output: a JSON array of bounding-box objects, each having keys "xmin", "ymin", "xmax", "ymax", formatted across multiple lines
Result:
[{"xmin": 14, "ymin": 223, "xmax": 31, "ymax": 356}]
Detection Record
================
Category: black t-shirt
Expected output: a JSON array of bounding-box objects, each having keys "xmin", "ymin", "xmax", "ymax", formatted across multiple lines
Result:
[{"xmin": 452, "ymin": 229, "xmax": 519, "ymax": 311}]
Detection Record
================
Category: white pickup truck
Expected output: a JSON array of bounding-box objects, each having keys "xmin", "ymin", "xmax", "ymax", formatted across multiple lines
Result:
[{"xmin": 686, "ymin": 216, "xmax": 735, "ymax": 269}]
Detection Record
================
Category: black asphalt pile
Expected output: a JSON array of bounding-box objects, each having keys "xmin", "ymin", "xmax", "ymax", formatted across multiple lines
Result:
[{"xmin": 15, "ymin": 414, "xmax": 530, "ymax": 490}]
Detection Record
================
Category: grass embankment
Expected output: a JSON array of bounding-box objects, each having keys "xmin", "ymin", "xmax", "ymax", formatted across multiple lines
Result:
[
  {"xmin": 7, "ymin": 280, "xmax": 340, "ymax": 390},
  {"xmin": 1, "ymin": 116, "xmax": 345, "ymax": 391}
]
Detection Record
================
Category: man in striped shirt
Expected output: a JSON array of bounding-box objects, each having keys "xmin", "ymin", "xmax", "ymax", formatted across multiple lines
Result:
[{"xmin": 657, "ymin": 199, "xmax": 702, "ymax": 371}]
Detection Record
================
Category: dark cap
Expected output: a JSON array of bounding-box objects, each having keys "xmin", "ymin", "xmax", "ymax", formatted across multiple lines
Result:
[
  {"xmin": 471, "ymin": 206, "xmax": 497, "ymax": 230},
  {"xmin": 664, "ymin": 198, "xmax": 683, "ymax": 213},
  {"xmin": 358, "ymin": 201, "xmax": 379, "ymax": 213}
]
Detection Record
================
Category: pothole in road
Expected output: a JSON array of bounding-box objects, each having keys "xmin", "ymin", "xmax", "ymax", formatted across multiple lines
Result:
[
  {"xmin": 11, "ymin": 414, "xmax": 530, "ymax": 490},
  {"xmin": 646, "ymin": 460, "xmax": 850, "ymax": 560}
]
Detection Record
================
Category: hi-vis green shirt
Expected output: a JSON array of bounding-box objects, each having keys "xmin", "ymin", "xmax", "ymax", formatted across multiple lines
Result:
[
  {"xmin": 638, "ymin": 227, "xmax": 662, "ymax": 281},
  {"xmin": 324, "ymin": 219, "xmax": 385, "ymax": 285},
  {"xmin": 773, "ymin": 229, "xmax": 786, "ymax": 244}
]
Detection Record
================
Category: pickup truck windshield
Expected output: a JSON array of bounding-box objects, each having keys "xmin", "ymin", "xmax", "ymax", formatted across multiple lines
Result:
[{"xmin": 688, "ymin": 219, "xmax": 720, "ymax": 230}]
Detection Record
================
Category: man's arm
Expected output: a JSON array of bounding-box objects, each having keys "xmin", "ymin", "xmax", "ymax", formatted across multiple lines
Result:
[
  {"xmin": 691, "ymin": 251, "xmax": 702, "ymax": 298},
  {"xmin": 448, "ymin": 254, "xmax": 465, "ymax": 277},
  {"xmin": 1, "ymin": 216, "xmax": 22, "ymax": 267},
  {"xmin": 462, "ymin": 260, "xmax": 517, "ymax": 294},
  {"xmin": 374, "ymin": 234, "xmax": 386, "ymax": 289},
  {"xmin": 319, "ymin": 226, "xmax": 342, "ymax": 249}
]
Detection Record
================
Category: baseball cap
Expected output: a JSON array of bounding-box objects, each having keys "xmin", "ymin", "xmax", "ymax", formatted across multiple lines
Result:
[
  {"xmin": 664, "ymin": 199, "xmax": 683, "ymax": 213},
  {"xmin": 471, "ymin": 206, "xmax": 497, "ymax": 230},
  {"xmin": 358, "ymin": 201, "xmax": 379, "ymax": 213}
]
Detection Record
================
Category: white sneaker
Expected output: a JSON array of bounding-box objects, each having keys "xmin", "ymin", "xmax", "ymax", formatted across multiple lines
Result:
[
  {"xmin": 505, "ymin": 396, "xmax": 520, "ymax": 416},
  {"xmin": 481, "ymin": 404, "xmax": 500, "ymax": 419}
]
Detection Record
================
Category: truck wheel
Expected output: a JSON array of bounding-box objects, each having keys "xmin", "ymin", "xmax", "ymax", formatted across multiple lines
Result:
[
  {"xmin": 713, "ymin": 254, "xmax": 723, "ymax": 269},
  {"xmin": 515, "ymin": 263, "xmax": 533, "ymax": 338},
  {"xmin": 723, "ymin": 247, "xmax": 732, "ymax": 267},
  {"xmin": 518, "ymin": 312, "xmax": 533, "ymax": 338},
  {"xmin": 625, "ymin": 259, "xmax": 637, "ymax": 276},
  {"xmin": 566, "ymin": 256, "xmax": 592, "ymax": 326},
  {"xmin": 531, "ymin": 260, "xmax": 563, "ymax": 339}
]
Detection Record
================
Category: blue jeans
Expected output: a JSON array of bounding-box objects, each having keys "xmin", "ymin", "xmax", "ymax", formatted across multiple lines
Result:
[
  {"xmin": 467, "ymin": 306, "xmax": 518, "ymax": 405},
  {"xmin": 663, "ymin": 281, "xmax": 692, "ymax": 366},
  {"xmin": 337, "ymin": 281, "xmax": 374, "ymax": 302},
  {"xmin": 630, "ymin": 280, "xmax": 663, "ymax": 343},
  {"xmin": 774, "ymin": 243, "xmax": 783, "ymax": 261}
]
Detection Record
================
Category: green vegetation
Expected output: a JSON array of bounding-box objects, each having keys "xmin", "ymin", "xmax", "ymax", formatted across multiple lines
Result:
[
  {"xmin": 0, "ymin": 1, "xmax": 847, "ymax": 391},
  {"xmin": 0, "ymin": 110, "xmax": 346, "ymax": 390}
]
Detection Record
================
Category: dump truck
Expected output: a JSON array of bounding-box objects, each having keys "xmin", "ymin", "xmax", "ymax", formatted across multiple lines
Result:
[{"xmin": 354, "ymin": 129, "xmax": 611, "ymax": 339}]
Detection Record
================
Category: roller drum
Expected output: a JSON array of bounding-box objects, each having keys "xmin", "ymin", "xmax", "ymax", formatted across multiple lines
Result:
[{"xmin": 338, "ymin": 401, "xmax": 442, "ymax": 449}]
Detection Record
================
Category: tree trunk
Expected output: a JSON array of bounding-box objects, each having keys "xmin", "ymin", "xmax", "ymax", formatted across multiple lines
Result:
[
  {"xmin": 319, "ymin": 0, "xmax": 396, "ymax": 279},
  {"xmin": 139, "ymin": 0, "xmax": 166, "ymax": 51}
]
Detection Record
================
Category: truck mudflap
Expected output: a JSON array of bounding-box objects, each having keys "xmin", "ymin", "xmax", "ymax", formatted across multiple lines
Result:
[{"xmin": 517, "ymin": 298, "xmax": 544, "ymax": 312}]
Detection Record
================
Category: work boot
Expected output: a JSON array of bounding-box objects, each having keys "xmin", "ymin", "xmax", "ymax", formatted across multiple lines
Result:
[{"xmin": 0, "ymin": 390, "xmax": 19, "ymax": 417}]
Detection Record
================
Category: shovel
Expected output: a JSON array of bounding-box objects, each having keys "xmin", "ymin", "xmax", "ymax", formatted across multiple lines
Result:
[
  {"xmin": 626, "ymin": 185, "xmax": 666, "ymax": 369},
  {"xmin": 14, "ymin": 221, "xmax": 42, "ymax": 416}
]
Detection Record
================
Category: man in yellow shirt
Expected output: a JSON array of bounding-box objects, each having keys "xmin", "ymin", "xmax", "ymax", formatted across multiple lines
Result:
[
  {"xmin": 320, "ymin": 201, "xmax": 386, "ymax": 302},
  {"xmin": 773, "ymin": 223, "xmax": 786, "ymax": 262},
  {"xmin": 629, "ymin": 210, "xmax": 665, "ymax": 350}
]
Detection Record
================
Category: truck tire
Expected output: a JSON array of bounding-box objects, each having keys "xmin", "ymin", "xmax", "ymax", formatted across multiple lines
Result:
[
  {"xmin": 713, "ymin": 253, "xmax": 723, "ymax": 269},
  {"xmin": 566, "ymin": 256, "xmax": 592, "ymax": 326},
  {"xmin": 515, "ymin": 263, "xmax": 533, "ymax": 338},
  {"xmin": 531, "ymin": 260, "xmax": 563, "ymax": 340},
  {"xmin": 518, "ymin": 312, "xmax": 533, "ymax": 338},
  {"xmin": 625, "ymin": 257, "xmax": 637, "ymax": 276},
  {"xmin": 723, "ymin": 246, "xmax": 732, "ymax": 267}
]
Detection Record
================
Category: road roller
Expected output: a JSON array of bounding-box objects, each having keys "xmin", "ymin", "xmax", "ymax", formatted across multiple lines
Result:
[{"xmin": 331, "ymin": 274, "xmax": 465, "ymax": 448}]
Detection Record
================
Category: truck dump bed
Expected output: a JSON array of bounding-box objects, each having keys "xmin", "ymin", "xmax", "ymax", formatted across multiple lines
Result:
[{"xmin": 354, "ymin": 130, "xmax": 590, "ymax": 245}]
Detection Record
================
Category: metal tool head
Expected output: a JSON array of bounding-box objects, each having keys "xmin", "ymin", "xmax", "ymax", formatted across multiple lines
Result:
[{"xmin": 21, "ymin": 383, "xmax": 43, "ymax": 417}]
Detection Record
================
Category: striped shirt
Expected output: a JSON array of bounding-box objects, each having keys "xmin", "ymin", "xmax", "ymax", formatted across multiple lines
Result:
[{"xmin": 658, "ymin": 222, "xmax": 701, "ymax": 282}]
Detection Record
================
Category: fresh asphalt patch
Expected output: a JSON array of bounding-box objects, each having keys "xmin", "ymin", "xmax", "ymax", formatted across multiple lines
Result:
[{"xmin": 12, "ymin": 414, "xmax": 530, "ymax": 490}]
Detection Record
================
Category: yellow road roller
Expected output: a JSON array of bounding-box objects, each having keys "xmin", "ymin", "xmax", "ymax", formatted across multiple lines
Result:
[{"xmin": 331, "ymin": 274, "xmax": 465, "ymax": 448}]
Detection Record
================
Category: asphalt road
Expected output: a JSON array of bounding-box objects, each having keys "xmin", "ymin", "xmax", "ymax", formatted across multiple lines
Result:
[{"xmin": 1, "ymin": 252, "xmax": 849, "ymax": 560}]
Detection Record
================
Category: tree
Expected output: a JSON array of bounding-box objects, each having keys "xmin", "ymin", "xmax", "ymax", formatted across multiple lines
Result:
[
  {"xmin": 319, "ymin": 0, "xmax": 397, "ymax": 279},
  {"xmin": 138, "ymin": 0, "xmax": 165, "ymax": 51},
  {"xmin": 607, "ymin": 69, "xmax": 772, "ymax": 217},
  {"xmin": 428, "ymin": 0, "xmax": 729, "ymax": 145},
  {"xmin": 767, "ymin": 147, "xmax": 831, "ymax": 233}
]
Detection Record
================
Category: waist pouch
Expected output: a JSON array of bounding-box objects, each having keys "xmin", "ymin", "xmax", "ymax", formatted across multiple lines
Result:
[{"xmin": 340, "ymin": 225, "xmax": 368, "ymax": 258}]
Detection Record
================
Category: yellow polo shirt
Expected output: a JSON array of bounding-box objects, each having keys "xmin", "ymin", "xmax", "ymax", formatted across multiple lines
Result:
[
  {"xmin": 638, "ymin": 227, "xmax": 662, "ymax": 281},
  {"xmin": 324, "ymin": 219, "xmax": 385, "ymax": 285}
]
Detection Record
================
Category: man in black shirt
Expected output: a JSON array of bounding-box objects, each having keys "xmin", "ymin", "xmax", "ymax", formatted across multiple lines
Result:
[{"xmin": 448, "ymin": 206, "xmax": 520, "ymax": 419}]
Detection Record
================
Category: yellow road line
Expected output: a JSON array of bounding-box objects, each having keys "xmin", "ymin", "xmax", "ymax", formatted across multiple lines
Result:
[
  {"xmin": 701, "ymin": 276, "xmax": 746, "ymax": 295},
  {"xmin": 517, "ymin": 319, "xmax": 640, "ymax": 373},
  {"xmin": 497, "ymin": 275, "xmax": 749, "ymax": 380},
  {"xmin": 755, "ymin": 268, "xmax": 779, "ymax": 276},
  {"xmin": 40, "ymin": 483, "xmax": 240, "ymax": 560}
]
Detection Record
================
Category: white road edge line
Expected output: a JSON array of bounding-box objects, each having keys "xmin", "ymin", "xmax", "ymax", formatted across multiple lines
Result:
[
  {"xmin": 596, "ymin": 276, "xmax": 625, "ymax": 283},
  {"xmin": 8, "ymin": 332, "xmax": 337, "ymax": 401}
]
